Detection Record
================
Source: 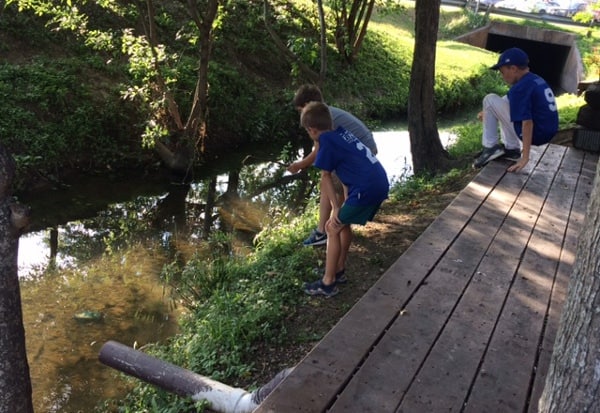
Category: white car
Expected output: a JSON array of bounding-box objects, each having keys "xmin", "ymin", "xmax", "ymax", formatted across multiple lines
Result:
[
  {"xmin": 530, "ymin": 1, "xmax": 561, "ymax": 14},
  {"xmin": 494, "ymin": 0, "xmax": 521, "ymax": 9},
  {"xmin": 548, "ymin": 1, "xmax": 587, "ymax": 16}
]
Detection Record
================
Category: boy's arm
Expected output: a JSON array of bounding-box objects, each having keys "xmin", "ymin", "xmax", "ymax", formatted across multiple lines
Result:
[
  {"xmin": 287, "ymin": 144, "xmax": 318, "ymax": 173},
  {"xmin": 507, "ymin": 119, "xmax": 533, "ymax": 173}
]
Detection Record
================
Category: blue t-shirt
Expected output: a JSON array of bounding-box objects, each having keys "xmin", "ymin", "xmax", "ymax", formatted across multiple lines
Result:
[
  {"xmin": 508, "ymin": 72, "xmax": 559, "ymax": 145},
  {"xmin": 314, "ymin": 127, "xmax": 389, "ymax": 206}
]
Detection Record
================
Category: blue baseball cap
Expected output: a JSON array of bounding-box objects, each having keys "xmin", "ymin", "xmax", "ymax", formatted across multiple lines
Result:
[{"xmin": 490, "ymin": 48, "xmax": 529, "ymax": 70}]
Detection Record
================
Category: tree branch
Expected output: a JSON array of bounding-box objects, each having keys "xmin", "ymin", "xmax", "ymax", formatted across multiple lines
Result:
[{"xmin": 263, "ymin": 0, "xmax": 320, "ymax": 83}]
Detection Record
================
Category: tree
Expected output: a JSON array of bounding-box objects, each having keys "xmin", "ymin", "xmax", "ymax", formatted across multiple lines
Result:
[
  {"xmin": 407, "ymin": 0, "xmax": 450, "ymax": 175},
  {"xmin": 262, "ymin": 0, "xmax": 321, "ymax": 83},
  {"xmin": 538, "ymin": 166, "xmax": 600, "ymax": 412},
  {"xmin": 0, "ymin": 144, "xmax": 33, "ymax": 412},
  {"xmin": 330, "ymin": 0, "xmax": 376, "ymax": 63},
  {"xmin": 7, "ymin": 0, "xmax": 221, "ymax": 176},
  {"xmin": 124, "ymin": 0, "xmax": 220, "ymax": 176}
]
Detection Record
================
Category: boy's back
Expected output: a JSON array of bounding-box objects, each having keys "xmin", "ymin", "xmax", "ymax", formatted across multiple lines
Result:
[{"xmin": 315, "ymin": 126, "xmax": 388, "ymax": 206}]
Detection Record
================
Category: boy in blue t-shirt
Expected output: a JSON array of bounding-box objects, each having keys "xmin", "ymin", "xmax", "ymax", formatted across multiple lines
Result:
[
  {"xmin": 288, "ymin": 84, "xmax": 378, "ymax": 248},
  {"xmin": 473, "ymin": 47, "xmax": 559, "ymax": 172},
  {"xmin": 300, "ymin": 101, "xmax": 389, "ymax": 297}
]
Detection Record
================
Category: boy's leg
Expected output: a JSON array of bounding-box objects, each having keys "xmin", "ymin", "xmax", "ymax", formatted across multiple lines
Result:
[
  {"xmin": 474, "ymin": 94, "xmax": 516, "ymax": 168},
  {"xmin": 336, "ymin": 225, "xmax": 352, "ymax": 273},
  {"xmin": 327, "ymin": 203, "xmax": 379, "ymax": 281},
  {"xmin": 305, "ymin": 203, "xmax": 381, "ymax": 296},
  {"xmin": 482, "ymin": 94, "xmax": 520, "ymax": 150},
  {"xmin": 303, "ymin": 174, "xmax": 343, "ymax": 246},
  {"xmin": 303, "ymin": 217, "xmax": 343, "ymax": 297},
  {"xmin": 317, "ymin": 190, "xmax": 331, "ymax": 233},
  {"xmin": 322, "ymin": 219, "xmax": 347, "ymax": 286}
]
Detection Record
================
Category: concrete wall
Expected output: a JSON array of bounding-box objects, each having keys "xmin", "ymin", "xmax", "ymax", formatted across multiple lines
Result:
[{"xmin": 454, "ymin": 21, "xmax": 583, "ymax": 94}]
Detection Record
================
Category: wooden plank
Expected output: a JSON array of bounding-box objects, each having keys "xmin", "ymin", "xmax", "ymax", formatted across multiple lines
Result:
[
  {"xmin": 463, "ymin": 145, "xmax": 589, "ymax": 413},
  {"xmin": 327, "ymin": 149, "xmax": 549, "ymax": 412},
  {"xmin": 253, "ymin": 161, "xmax": 508, "ymax": 413},
  {"xmin": 252, "ymin": 146, "xmax": 596, "ymax": 413},
  {"xmin": 394, "ymin": 145, "xmax": 566, "ymax": 412},
  {"xmin": 527, "ymin": 149, "xmax": 598, "ymax": 412}
]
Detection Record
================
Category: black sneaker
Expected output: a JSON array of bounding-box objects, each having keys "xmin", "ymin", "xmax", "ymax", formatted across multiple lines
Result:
[
  {"xmin": 335, "ymin": 269, "xmax": 347, "ymax": 284},
  {"xmin": 473, "ymin": 144, "xmax": 505, "ymax": 168},
  {"xmin": 303, "ymin": 279, "xmax": 339, "ymax": 298},
  {"xmin": 302, "ymin": 229, "xmax": 327, "ymax": 247},
  {"xmin": 503, "ymin": 148, "xmax": 521, "ymax": 161}
]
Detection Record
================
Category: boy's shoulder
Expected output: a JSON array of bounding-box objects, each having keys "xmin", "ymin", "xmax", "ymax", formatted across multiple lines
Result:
[{"xmin": 322, "ymin": 126, "xmax": 348, "ymax": 139}]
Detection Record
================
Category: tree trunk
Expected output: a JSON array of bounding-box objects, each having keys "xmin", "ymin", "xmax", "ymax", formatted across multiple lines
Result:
[
  {"xmin": 0, "ymin": 144, "xmax": 33, "ymax": 413},
  {"xmin": 317, "ymin": 0, "xmax": 327, "ymax": 82},
  {"xmin": 407, "ymin": 0, "xmax": 450, "ymax": 175},
  {"xmin": 186, "ymin": 0, "xmax": 219, "ymax": 156},
  {"xmin": 332, "ymin": 0, "xmax": 375, "ymax": 64},
  {"xmin": 538, "ymin": 165, "xmax": 600, "ymax": 412},
  {"xmin": 139, "ymin": 0, "xmax": 219, "ymax": 174}
]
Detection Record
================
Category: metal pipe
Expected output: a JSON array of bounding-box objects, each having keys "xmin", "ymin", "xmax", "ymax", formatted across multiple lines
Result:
[{"xmin": 98, "ymin": 340, "xmax": 292, "ymax": 413}]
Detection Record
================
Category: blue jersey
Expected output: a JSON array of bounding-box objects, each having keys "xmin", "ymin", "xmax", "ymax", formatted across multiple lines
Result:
[
  {"xmin": 508, "ymin": 72, "xmax": 559, "ymax": 145},
  {"xmin": 314, "ymin": 127, "xmax": 389, "ymax": 206}
]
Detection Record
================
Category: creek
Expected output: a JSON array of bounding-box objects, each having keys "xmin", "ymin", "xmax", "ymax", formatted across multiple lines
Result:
[{"xmin": 15, "ymin": 127, "xmax": 457, "ymax": 412}]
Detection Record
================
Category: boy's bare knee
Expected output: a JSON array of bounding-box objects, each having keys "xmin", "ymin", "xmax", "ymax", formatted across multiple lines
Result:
[{"xmin": 325, "ymin": 219, "xmax": 344, "ymax": 235}]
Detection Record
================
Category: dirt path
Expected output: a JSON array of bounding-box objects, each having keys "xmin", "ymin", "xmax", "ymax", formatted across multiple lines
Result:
[{"xmin": 246, "ymin": 170, "xmax": 476, "ymax": 389}]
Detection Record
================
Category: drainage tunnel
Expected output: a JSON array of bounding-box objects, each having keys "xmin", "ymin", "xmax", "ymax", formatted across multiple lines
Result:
[{"xmin": 456, "ymin": 22, "xmax": 583, "ymax": 95}]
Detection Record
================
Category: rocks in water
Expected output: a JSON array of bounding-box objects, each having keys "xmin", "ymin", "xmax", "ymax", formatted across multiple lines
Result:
[{"xmin": 73, "ymin": 310, "xmax": 104, "ymax": 322}]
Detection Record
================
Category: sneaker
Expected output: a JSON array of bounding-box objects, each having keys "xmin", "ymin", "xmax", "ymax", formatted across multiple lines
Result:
[
  {"xmin": 312, "ymin": 268, "xmax": 347, "ymax": 284},
  {"xmin": 335, "ymin": 269, "xmax": 347, "ymax": 284},
  {"xmin": 503, "ymin": 148, "xmax": 521, "ymax": 161},
  {"xmin": 303, "ymin": 279, "xmax": 339, "ymax": 297},
  {"xmin": 302, "ymin": 229, "xmax": 327, "ymax": 247},
  {"xmin": 473, "ymin": 144, "xmax": 505, "ymax": 168}
]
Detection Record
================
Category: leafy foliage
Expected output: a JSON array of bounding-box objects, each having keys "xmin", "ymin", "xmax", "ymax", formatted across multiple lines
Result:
[{"xmin": 0, "ymin": 57, "xmax": 141, "ymax": 185}]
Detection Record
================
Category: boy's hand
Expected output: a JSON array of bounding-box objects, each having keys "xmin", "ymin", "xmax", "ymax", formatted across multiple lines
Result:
[
  {"xmin": 327, "ymin": 207, "xmax": 344, "ymax": 231},
  {"xmin": 477, "ymin": 111, "xmax": 484, "ymax": 121},
  {"xmin": 507, "ymin": 158, "xmax": 528, "ymax": 173},
  {"xmin": 286, "ymin": 162, "xmax": 302, "ymax": 174}
]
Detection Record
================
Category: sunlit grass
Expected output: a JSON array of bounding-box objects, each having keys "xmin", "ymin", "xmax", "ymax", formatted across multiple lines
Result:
[{"xmin": 556, "ymin": 93, "xmax": 587, "ymax": 128}]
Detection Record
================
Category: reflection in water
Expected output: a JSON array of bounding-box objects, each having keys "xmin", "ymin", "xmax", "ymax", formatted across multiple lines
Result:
[
  {"xmin": 19, "ymin": 228, "xmax": 182, "ymax": 412},
  {"xmin": 374, "ymin": 129, "xmax": 457, "ymax": 184}
]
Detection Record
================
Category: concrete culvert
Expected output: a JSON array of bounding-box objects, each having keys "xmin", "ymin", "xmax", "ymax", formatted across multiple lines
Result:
[{"xmin": 455, "ymin": 21, "xmax": 583, "ymax": 95}]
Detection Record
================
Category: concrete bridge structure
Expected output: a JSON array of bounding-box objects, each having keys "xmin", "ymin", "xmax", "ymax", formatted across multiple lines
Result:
[{"xmin": 455, "ymin": 21, "xmax": 584, "ymax": 95}]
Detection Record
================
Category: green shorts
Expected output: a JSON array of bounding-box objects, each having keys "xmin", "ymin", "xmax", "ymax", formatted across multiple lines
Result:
[{"xmin": 338, "ymin": 203, "xmax": 382, "ymax": 226}]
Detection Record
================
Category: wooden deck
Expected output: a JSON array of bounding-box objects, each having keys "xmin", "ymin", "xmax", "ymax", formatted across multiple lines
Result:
[{"xmin": 253, "ymin": 143, "xmax": 598, "ymax": 413}]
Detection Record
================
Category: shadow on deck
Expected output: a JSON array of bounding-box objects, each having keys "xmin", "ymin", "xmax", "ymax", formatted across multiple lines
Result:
[{"xmin": 253, "ymin": 144, "xmax": 598, "ymax": 413}]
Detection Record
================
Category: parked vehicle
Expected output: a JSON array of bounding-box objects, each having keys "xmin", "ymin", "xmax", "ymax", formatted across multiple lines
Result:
[
  {"xmin": 530, "ymin": 1, "xmax": 561, "ymax": 14},
  {"xmin": 548, "ymin": 1, "xmax": 587, "ymax": 17},
  {"xmin": 494, "ymin": 0, "xmax": 549, "ymax": 12},
  {"xmin": 478, "ymin": 0, "xmax": 504, "ymax": 5},
  {"xmin": 494, "ymin": 0, "xmax": 521, "ymax": 9}
]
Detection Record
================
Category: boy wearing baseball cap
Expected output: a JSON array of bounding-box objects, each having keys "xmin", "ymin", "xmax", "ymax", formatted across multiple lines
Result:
[{"xmin": 473, "ymin": 47, "xmax": 559, "ymax": 172}]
